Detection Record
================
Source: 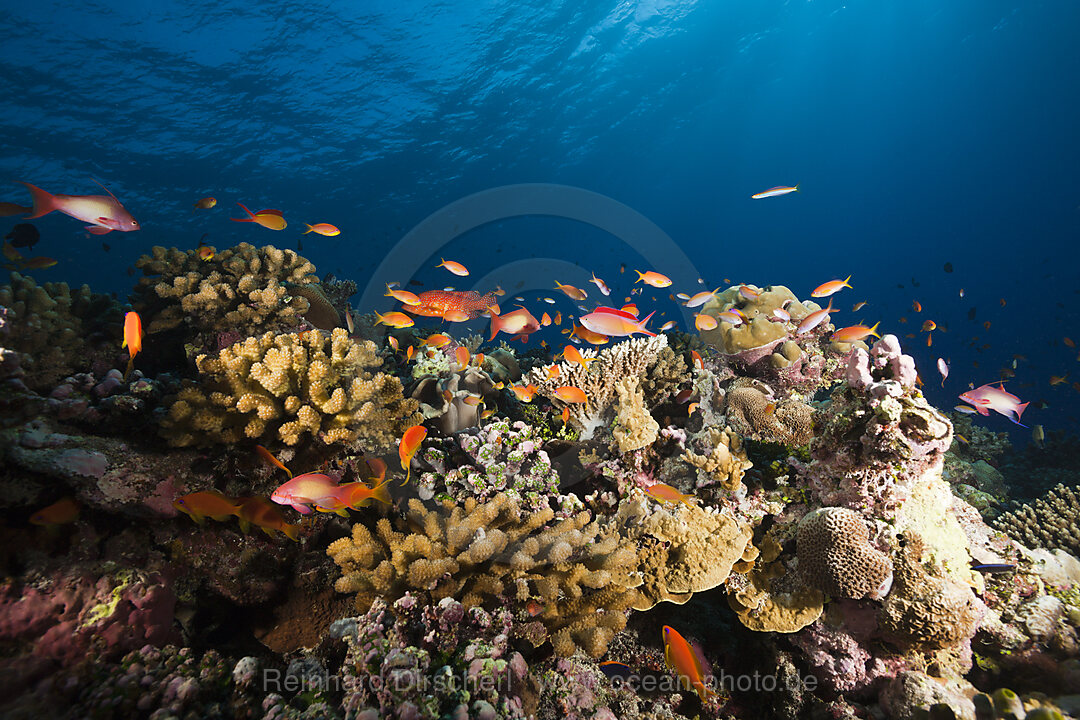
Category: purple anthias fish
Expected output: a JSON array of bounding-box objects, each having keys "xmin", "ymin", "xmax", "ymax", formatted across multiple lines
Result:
[{"xmin": 957, "ymin": 383, "xmax": 1029, "ymax": 427}]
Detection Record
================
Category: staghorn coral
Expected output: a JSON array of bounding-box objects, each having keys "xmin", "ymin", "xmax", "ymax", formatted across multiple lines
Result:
[
  {"xmin": 994, "ymin": 483, "xmax": 1080, "ymax": 556},
  {"xmin": 0, "ymin": 271, "xmax": 118, "ymax": 389},
  {"xmin": 523, "ymin": 335, "xmax": 668, "ymax": 440},
  {"xmin": 160, "ymin": 328, "xmax": 419, "ymax": 449},
  {"xmin": 131, "ymin": 242, "xmax": 318, "ymax": 343},
  {"xmin": 327, "ymin": 494, "xmax": 641, "ymax": 658},
  {"xmin": 416, "ymin": 420, "xmax": 560, "ymax": 511},
  {"xmin": 613, "ymin": 494, "xmax": 752, "ymax": 610},
  {"xmin": 681, "ymin": 426, "xmax": 753, "ymax": 492},
  {"xmin": 723, "ymin": 378, "xmax": 815, "ymax": 446},
  {"xmin": 612, "ymin": 375, "xmax": 659, "ymax": 453},
  {"xmin": 796, "ymin": 507, "xmax": 894, "ymax": 600},
  {"xmin": 878, "ymin": 534, "xmax": 980, "ymax": 651}
]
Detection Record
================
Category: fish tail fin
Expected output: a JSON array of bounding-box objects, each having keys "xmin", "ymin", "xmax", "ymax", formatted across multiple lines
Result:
[
  {"xmin": 488, "ymin": 308, "xmax": 502, "ymax": 341},
  {"xmin": 231, "ymin": 202, "xmax": 255, "ymax": 221},
  {"xmin": 369, "ymin": 478, "xmax": 393, "ymax": 506},
  {"xmin": 1014, "ymin": 401, "xmax": 1030, "ymax": 422},
  {"xmin": 18, "ymin": 181, "xmax": 56, "ymax": 220},
  {"xmin": 303, "ymin": 224, "xmax": 314, "ymax": 234},
  {"xmin": 283, "ymin": 523, "xmax": 300, "ymax": 542},
  {"xmin": 400, "ymin": 465, "xmax": 412, "ymax": 487},
  {"xmin": 844, "ymin": 274, "xmax": 852, "ymax": 287},
  {"xmin": 638, "ymin": 311, "xmax": 657, "ymax": 336},
  {"xmin": 634, "ymin": 270, "xmax": 644, "ymax": 283},
  {"xmin": 869, "ymin": 321, "xmax": 881, "ymax": 338},
  {"xmin": 794, "ymin": 183, "xmax": 801, "ymax": 192}
]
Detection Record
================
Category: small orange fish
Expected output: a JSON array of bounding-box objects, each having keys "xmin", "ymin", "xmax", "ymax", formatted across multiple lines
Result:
[
  {"xmin": 406, "ymin": 345, "xmax": 415, "ymax": 362},
  {"xmin": 255, "ymin": 445, "xmax": 292, "ymax": 478},
  {"xmin": 811, "ymin": 275, "xmax": 852, "ymax": 298},
  {"xmin": 526, "ymin": 599, "xmax": 545, "ymax": 617},
  {"xmin": 999, "ymin": 298, "xmax": 1006, "ymax": 307},
  {"xmin": 562, "ymin": 345, "xmax": 593, "ymax": 369},
  {"xmin": 983, "ymin": 321, "xmax": 992, "ymax": 330},
  {"xmin": 687, "ymin": 402, "xmax": 699, "ymax": 415},
  {"xmin": 510, "ymin": 384, "xmax": 539, "ymax": 402},
  {"xmin": 541, "ymin": 312, "xmax": 552, "ymax": 326},
  {"xmin": 386, "ymin": 285, "xmax": 421, "ymax": 306},
  {"xmin": 662, "ymin": 626, "xmax": 714, "ymax": 702},
  {"xmin": 694, "ymin": 313, "xmax": 718, "ymax": 331},
  {"xmin": 644, "ymin": 483, "xmax": 694, "ymax": 505},
  {"xmin": 374, "ymin": 310, "xmax": 415, "ymax": 328},
  {"xmin": 30, "ymin": 497, "xmax": 79, "ymax": 526},
  {"xmin": 1064, "ymin": 337, "xmax": 1075, "ymax": 348},
  {"xmin": 852, "ymin": 301, "xmax": 868, "ymax": 311},
  {"xmin": 635, "ymin": 270, "xmax": 672, "ymax": 288},
  {"xmin": 122, "ymin": 311, "xmax": 143, "ymax": 379},
  {"xmin": 235, "ymin": 496, "xmax": 301, "ymax": 541},
  {"xmin": 455, "ymin": 346, "xmax": 470, "ymax": 369},
  {"xmin": 173, "ymin": 490, "xmax": 240, "ymax": 524},
  {"xmin": 912, "ymin": 300, "xmax": 922, "ymax": 312},
  {"xmin": 18, "ymin": 256, "xmax": 58, "ymax": 270},
  {"xmin": 424, "ymin": 333, "xmax": 451, "ymax": 348},
  {"xmin": 568, "ymin": 323, "xmax": 609, "ymax": 345},
  {"xmin": 437, "ymin": 258, "xmax": 469, "ymax": 276},
  {"xmin": 2, "ymin": 241, "xmax": 21, "ymax": 262},
  {"xmin": 620, "ymin": 303, "xmax": 639, "ymax": 316},
  {"xmin": 554, "ymin": 281, "xmax": 588, "ymax": 301},
  {"xmin": 231, "ymin": 203, "xmax": 286, "ymax": 230},
  {"xmin": 399, "ymin": 425, "xmax": 427, "ymax": 485},
  {"xmin": 388, "ymin": 336, "xmax": 399, "ymax": 351},
  {"xmin": 927, "ymin": 334, "xmax": 933, "ymax": 347},
  {"xmin": 303, "ymin": 223, "xmax": 340, "ymax": 236},
  {"xmin": 738, "ymin": 285, "xmax": 761, "ymax": 300},
  {"xmin": 1050, "ymin": 374, "xmax": 1069, "ymax": 386},
  {"xmin": 462, "ymin": 395, "xmax": 482, "ymax": 406},
  {"xmin": 554, "ymin": 311, "xmax": 562, "ymax": 325},
  {"xmin": 898, "ymin": 316, "xmax": 907, "ymax": 324},
  {"xmin": 561, "ymin": 407, "xmax": 570, "ymax": 423},
  {"xmin": 192, "ymin": 197, "xmax": 216, "ymax": 210},
  {"xmin": 690, "ymin": 350, "xmax": 703, "ymax": 370},
  {"xmin": 922, "ymin": 320, "xmax": 936, "ymax": 332},
  {"xmin": 831, "ymin": 322, "xmax": 880, "ymax": 343},
  {"xmin": 555, "ymin": 386, "xmax": 587, "ymax": 404},
  {"xmin": 196, "ymin": 240, "xmax": 215, "ymax": 261},
  {"xmin": 546, "ymin": 365, "xmax": 560, "ymax": 380},
  {"xmin": 442, "ymin": 309, "xmax": 470, "ymax": 322}
]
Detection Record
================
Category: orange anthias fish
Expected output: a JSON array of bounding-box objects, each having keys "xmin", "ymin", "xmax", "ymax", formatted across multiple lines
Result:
[
  {"xmin": 554, "ymin": 281, "xmax": 588, "ymax": 301},
  {"xmin": 20, "ymin": 180, "xmax": 140, "ymax": 235},
  {"xmin": 1050, "ymin": 374, "xmax": 1069, "ymax": 386},
  {"xmin": 567, "ymin": 323, "xmax": 610, "ymax": 345},
  {"xmin": 374, "ymin": 310, "xmax": 415, "ymax": 328},
  {"xmin": 662, "ymin": 625, "xmax": 714, "ymax": 702},
  {"xmin": 541, "ymin": 312, "xmax": 552, "ymax": 327},
  {"xmin": 644, "ymin": 483, "xmax": 694, "ymax": 505},
  {"xmin": 192, "ymin": 197, "xmax": 216, "ymax": 211},
  {"xmin": 555, "ymin": 386, "xmax": 587, "ymax": 404},
  {"xmin": 231, "ymin": 203, "xmax": 287, "ymax": 230},
  {"xmin": 489, "ymin": 306, "xmax": 541, "ymax": 342},
  {"xmin": 385, "ymin": 285, "xmax": 421, "ymax": 306},
  {"xmin": 562, "ymin": 345, "xmax": 593, "ymax": 369},
  {"xmin": 437, "ymin": 258, "xmax": 469, "ymax": 276},
  {"xmin": 831, "ymin": 322, "xmax": 880, "ymax": 343},
  {"xmin": 173, "ymin": 490, "xmax": 241, "ymax": 524},
  {"xmin": 303, "ymin": 223, "xmax": 340, "ymax": 236},
  {"xmin": 811, "ymin": 275, "xmax": 852, "ymax": 298},
  {"xmin": 407, "ymin": 290, "xmax": 499, "ymax": 319},
  {"xmin": 17, "ymin": 256, "xmax": 58, "ymax": 270},
  {"xmin": 30, "ymin": 497, "xmax": 80, "ymax": 526},
  {"xmin": 424, "ymin": 333, "xmax": 452, "ymax": 348},
  {"xmin": 255, "ymin": 445, "xmax": 292, "ymax": 478},
  {"xmin": 695, "ymin": 313, "xmax": 718, "ymax": 331},
  {"xmin": 399, "ymin": 425, "xmax": 427, "ymax": 485},
  {"xmin": 912, "ymin": 300, "xmax": 922, "ymax": 313},
  {"xmin": 270, "ymin": 473, "xmax": 390, "ymax": 516},
  {"xmin": 122, "ymin": 311, "xmax": 142, "ymax": 379},
  {"xmin": 691, "ymin": 350, "xmax": 703, "ymax": 370},
  {"xmin": 579, "ymin": 307, "xmax": 656, "ymax": 338},
  {"xmin": 510, "ymin": 383, "xmax": 539, "ymax": 402},
  {"xmin": 455, "ymin": 346, "xmax": 470, "ymax": 369},
  {"xmin": 635, "ymin": 270, "xmax": 672, "ymax": 288},
  {"xmin": 236, "ymin": 496, "xmax": 301, "ymax": 541},
  {"xmin": 1064, "ymin": 337, "xmax": 1076, "ymax": 348}
]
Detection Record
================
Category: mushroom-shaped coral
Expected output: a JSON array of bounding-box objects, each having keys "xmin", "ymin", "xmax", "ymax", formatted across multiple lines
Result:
[
  {"xmin": 796, "ymin": 507, "xmax": 894, "ymax": 600},
  {"xmin": 326, "ymin": 494, "xmax": 641, "ymax": 658},
  {"xmin": 160, "ymin": 328, "xmax": 419, "ymax": 449}
]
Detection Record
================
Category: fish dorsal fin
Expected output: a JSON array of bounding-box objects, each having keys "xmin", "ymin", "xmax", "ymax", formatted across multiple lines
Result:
[
  {"xmin": 91, "ymin": 177, "xmax": 120, "ymax": 203},
  {"xmin": 257, "ymin": 208, "xmax": 284, "ymax": 216}
]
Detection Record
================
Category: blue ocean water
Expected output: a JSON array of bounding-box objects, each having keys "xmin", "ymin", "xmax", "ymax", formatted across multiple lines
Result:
[{"xmin": 2, "ymin": 0, "xmax": 1078, "ymax": 437}]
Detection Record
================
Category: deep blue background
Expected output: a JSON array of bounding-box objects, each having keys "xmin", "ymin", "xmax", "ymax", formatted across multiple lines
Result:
[{"xmin": 2, "ymin": 0, "xmax": 1078, "ymax": 439}]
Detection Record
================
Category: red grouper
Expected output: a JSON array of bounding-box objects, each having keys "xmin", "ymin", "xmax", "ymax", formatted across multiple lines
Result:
[
  {"xmin": 407, "ymin": 290, "xmax": 500, "ymax": 319},
  {"xmin": 18, "ymin": 180, "xmax": 139, "ymax": 235}
]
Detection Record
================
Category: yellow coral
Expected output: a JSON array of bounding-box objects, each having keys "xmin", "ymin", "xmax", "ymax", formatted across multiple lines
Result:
[
  {"xmin": 682, "ymin": 427, "xmax": 752, "ymax": 492},
  {"xmin": 160, "ymin": 328, "xmax": 419, "ymax": 448},
  {"xmin": 613, "ymin": 376, "xmax": 659, "ymax": 453},
  {"xmin": 697, "ymin": 285, "xmax": 823, "ymax": 354}
]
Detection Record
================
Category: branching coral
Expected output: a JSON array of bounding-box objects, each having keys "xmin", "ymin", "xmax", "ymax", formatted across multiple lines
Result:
[
  {"xmin": 796, "ymin": 507, "xmax": 894, "ymax": 600},
  {"xmin": 131, "ymin": 243, "xmax": 318, "ymax": 342},
  {"xmin": 994, "ymin": 483, "xmax": 1080, "ymax": 556},
  {"xmin": 523, "ymin": 335, "xmax": 668, "ymax": 440},
  {"xmin": 613, "ymin": 376, "xmax": 659, "ymax": 453},
  {"xmin": 0, "ymin": 272, "xmax": 118, "ymax": 389},
  {"xmin": 160, "ymin": 328, "xmax": 419, "ymax": 448},
  {"xmin": 416, "ymin": 420, "xmax": 560, "ymax": 511},
  {"xmin": 327, "ymin": 494, "xmax": 641, "ymax": 658},
  {"xmin": 681, "ymin": 426, "xmax": 753, "ymax": 492}
]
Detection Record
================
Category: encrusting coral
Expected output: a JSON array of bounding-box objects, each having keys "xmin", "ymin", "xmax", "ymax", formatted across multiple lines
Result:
[
  {"xmin": 327, "ymin": 494, "xmax": 641, "ymax": 658},
  {"xmin": 524, "ymin": 335, "xmax": 668, "ymax": 440},
  {"xmin": 994, "ymin": 483, "xmax": 1080, "ymax": 557},
  {"xmin": 728, "ymin": 532, "xmax": 825, "ymax": 633},
  {"xmin": 160, "ymin": 327, "xmax": 419, "ymax": 448},
  {"xmin": 796, "ymin": 507, "xmax": 894, "ymax": 600},
  {"xmin": 131, "ymin": 243, "xmax": 318, "ymax": 343}
]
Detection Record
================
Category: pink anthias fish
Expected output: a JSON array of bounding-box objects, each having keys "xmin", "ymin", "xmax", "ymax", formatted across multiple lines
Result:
[
  {"xmin": 579, "ymin": 306, "xmax": 656, "ymax": 337},
  {"xmin": 19, "ymin": 180, "xmax": 139, "ymax": 235},
  {"xmin": 270, "ymin": 472, "xmax": 391, "ymax": 516},
  {"xmin": 796, "ymin": 299, "xmax": 836, "ymax": 335},
  {"xmin": 489, "ymin": 306, "xmax": 541, "ymax": 342},
  {"xmin": 958, "ymin": 383, "xmax": 1030, "ymax": 427}
]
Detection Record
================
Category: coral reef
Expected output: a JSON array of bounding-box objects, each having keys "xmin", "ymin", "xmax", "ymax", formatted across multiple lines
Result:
[
  {"xmin": 411, "ymin": 363, "xmax": 500, "ymax": 434},
  {"xmin": 416, "ymin": 420, "xmax": 561, "ymax": 511},
  {"xmin": 524, "ymin": 335, "xmax": 668, "ymax": 440},
  {"xmin": 722, "ymin": 378, "xmax": 815, "ymax": 446},
  {"xmin": 131, "ymin": 242, "xmax": 318, "ymax": 344},
  {"xmin": 613, "ymin": 375, "xmax": 659, "ymax": 453},
  {"xmin": 327, "ymin": 495, "xmax": 640, "ymax": 658},
  {"xmin": 160, "ymin": 328, "xmax": 419, "ymax": 448},
  {"xmin": 681, "ymin": 426, "xmax": 753, "ymax": 492},
  {"xmin": 796, "ymin": 507, "xmax": 894, "ymax": 600},
  {"xmin": 995, "ymin": 483, "xmax": 1080, "ymax": 556}
]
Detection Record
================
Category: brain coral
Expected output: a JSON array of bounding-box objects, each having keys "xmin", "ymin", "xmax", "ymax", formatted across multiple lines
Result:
[
  {"xmin": 796, "ymin": 507, "xmax": 894, "ymax": 600},
  {"xmin": 160, "ymin": 328, "xmax": 419, "ymax": 449},
  {"xmin": 131, "ymin": 243, "xmax": 318, "ymax": 343},
  {"xmin": 723, "ymin": 378, "xmax": 815, "ymax": 446}
]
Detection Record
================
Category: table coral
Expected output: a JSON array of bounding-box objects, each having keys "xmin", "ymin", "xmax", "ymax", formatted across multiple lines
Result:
[
  {"xmin": 994, "ymin": 483, "xmax": 1080, "ymax": 556},
  {"xmin": 524, "ymin": 334, "xmax": 668, "ymax": 440},
  {"xmin": 416, "ymin": 419, "xmax": 560, "ymax": 511},
  {"xmin": 131, "ymin": 242, "xmax": 318, "ymax": 343},
  {"xmin": 327, "ymin": 494, "xmax": 641, "ymax": 658},
  {"xmin": 160, "ymin": 327, "xmax": 419, "ymax": 449},
  {"xmin": 729, "ymin": 532, "xmax": 825, "ymax": 633}
]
